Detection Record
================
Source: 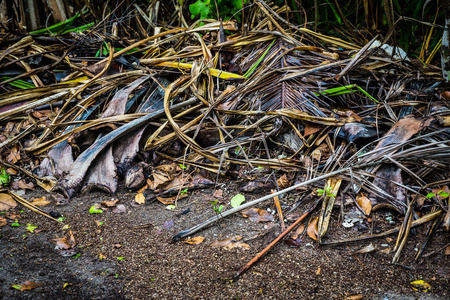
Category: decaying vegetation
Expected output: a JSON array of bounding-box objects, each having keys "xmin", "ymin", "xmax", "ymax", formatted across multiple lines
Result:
[{"xmin": 0, "ymin": 0, "xmax": 449, "ymax": 277}]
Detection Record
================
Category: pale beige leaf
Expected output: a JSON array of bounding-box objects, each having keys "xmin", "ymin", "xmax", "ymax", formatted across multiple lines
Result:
[
  {"xmin": 307, "ymin": 217, "xmax": 319, "ymax": 241},
  {"xmin": 30, "ymin": 196, "xmax": 50, "ymax": 206},
  {"xmin": 135, "ymin": 193, "xmax": 145, "ymax": 204},
  {"xmin": 185, "ymin": 236, "xmax": 205, "ymax": 245},
  {"xmin": 357, "ymin": 194, "xmax": 372, "ymax": 215},
  {"xmin": 0, "ymin": 193, "xmax": 17, "ymax": 211}
]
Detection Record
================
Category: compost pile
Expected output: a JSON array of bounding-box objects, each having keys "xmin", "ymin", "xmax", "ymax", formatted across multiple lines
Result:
[{"xmin": 0, "ymin": 1, "xmax": 449, "ymax": 269}]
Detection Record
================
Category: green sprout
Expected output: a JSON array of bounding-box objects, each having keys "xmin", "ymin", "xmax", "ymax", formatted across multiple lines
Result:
[
  {"xmin": 209, "ymin": 200, "xmax": 223, "ymax": 215},
  {"xmin": 0, "ymin": 167, "xmax": 11, "ymax": 186},
  {"xmin": 317, "ymin": 187, "xmax": 336, "ymax": 197}
]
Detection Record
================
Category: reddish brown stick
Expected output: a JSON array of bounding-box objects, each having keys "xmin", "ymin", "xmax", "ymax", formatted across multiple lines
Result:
[{"xmin": 233, "ymin": 199, "xmax": 321, "ymax": 280}]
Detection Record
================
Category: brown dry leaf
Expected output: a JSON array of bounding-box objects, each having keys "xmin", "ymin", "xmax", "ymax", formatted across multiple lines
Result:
[
  {"xmin": 210, "ymin": 236, "xmax": 243, "ymax": 247},
  {"xmin": 0, "ymin": 216, "xmax": 6, "ymax": 227},
  {"xmin": 277, "ymin": 174, "xmax": 290, "ymax": 189},
  {"xmin": 53, "ymin": 230, "xmax": 77, "ymax": 250},
  {"xmin": 147, "ymin": 173, "xmax": 170, "ymax": 190},
  {"xmin": 101, "ymin": 199, "xmax": 119, "ymax": 207},
  {"xmin": 6, "ymin": 168, "xmax": 18, "ymax": 175},
  {"xmin": 185, "ymin": 236, "xmax": 205, "ymax": 245},
  {"xmin": 6, "ymin": 146, "xmax": 20, "ymax": 164},
  {"xmin": 445, "ymin": 246, "xmax": 450, "ymax": 255},
  {"xmin": 156, "ymin": 193, "xmax": 188, "ymax": 205},
  {"xmin": 99, "ymin": 253, "xmax": 106, "ymax": 260},
  {"xmin": 135, "ymin": 193, "xmax": 145, "ymax": 204},
  {"xmin": 223, "ymin": 241, "xmax": 250, "ymax": 250},
  {"xmin": 94, "ymin": 220, "xmax": 103, "ymax": 227},
  {"xmin": 352, "ymin": 243, "xmax": 376, "ymax": 254},
  {"xmin": 357, "ymin": 194, "xmax": 372, "ymax": 215},
  {"xmin": 5, "ymin": 212, "xmax": 19, "ymax": 220},
  {"xmin": 30, "ymin": 196, "xmax": 50, "ymax": 206},
  {"xmin": 316, "ymin": 267, "xmax": 321, "ymax": 275},
  {"xmin": 13, "ymin": 281, "xmax": 42, "ymax": 291},
  {"xmin": 241, "ymin": 208, "xmax": 275, "ymax": 222},
  {"xmin": 155, "ymin": 163, "xmax": 181, "ymax": 173},
  {"xmin": 0, "ymin": 193, "xmax": 17, "ymax": 211},
  {"xmin": 213, "ymin": 189, "xmax": 223, "ymax": 198},
  {"xmin": 312, "ymin": 143, "xmax": 330, "ymax": 160},
  {"xmin": 304, "ymin": 122, "xmax": 322, "ymax": 137},
  {"xmin": 163, "ymin": 175, "xmax": 189, "ymax": 190},
  {"xmin": 291, "ymin": 224, "xmax": 305, "ymax": 240},
  {"xmin": 307, "ymin": 217, "xmax": 319, "ymax": 241},
  {"xmin": 18, "ymin": 179, "xmax": 34, "ymax": 190}
]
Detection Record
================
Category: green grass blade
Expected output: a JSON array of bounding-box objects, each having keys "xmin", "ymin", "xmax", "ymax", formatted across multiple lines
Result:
[{"xmin": 244, "ymin": 39, "xmax": 276, "ymax": 78}]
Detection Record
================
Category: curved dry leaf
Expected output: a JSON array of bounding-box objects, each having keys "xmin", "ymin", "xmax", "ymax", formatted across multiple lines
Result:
[
  {"xmin": 241, "ymin": 208, "xmax": 274, "ymax": 222},
  {"xmin": 352, "ymin": 243, "xmax": 376, "ymax": 254},
  {"xmin": 6, "ymin": 168, "xmax": 18, "ymax": 175},
  {"xmin": 13, "ymin": 281, "xmax": 42, "ymax": 291},
  {"xmin": 445, "ymin": 246, "xmax": 450, "ymax": 255},
  {"xmin": 53, "ymin": 230, "xmax": 77, "ymax": 250},
  {"xmin": 277, "ymin": 174, "xmax": 290, "ymax": 189},
  {"xmin": 156, "ymin": 193, "xmax": 188, "ymax": 205},
  {"xmin": 155, "ymin": 163, "xmax": 181, "ymax": 173},
  {"xmin": 0, "ymin": 193, "xmax": 17, "ymax": 211},
  {"xmin": 18, "ymin": 180, "xmax": 34, "ymax": 190},
  {"xmin": 210, "ymin": 236, "xmax": 242, "ymax": 247},
  {"xmin": 0, "ymin": 216, "xmax": 6, "ymax": 227},
  {"xmin": 307, "ymin": 217, "xmax": 319, "ymax": 241},
  {"xmin": 148, "ymin": 173, "xmax": 170, "ymax": 190},
  {"xmin": 223, "ymin": 241, "xmax": 250, "ymax": 250},
  {"xmin": 30, "ymin": 196, "xmax": 50, "ymax": 206},
  {"xmin": 135, "ymin": 193, "xmax": 145, "ymax": 204},
  {"xmin": 185, "ymin": 236, "xmax": 205, "ymax": 245},
  {"xmin": 357, "ymin": 194, "xmax": 372, "ymax": 215},
  {"xmin": 101, "ymin": 199, "xmax": 119, "ymax": 207},
  {"xmin": 291, "ymin": 224, "xmax": 305, "ymax": 240}
]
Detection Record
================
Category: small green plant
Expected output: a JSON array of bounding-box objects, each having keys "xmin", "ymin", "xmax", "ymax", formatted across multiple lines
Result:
[
  {"xmin": 189, "ymin": 0, "xmax": 247, "ymax": 22},
  {"xmin": 426, "ymin": 189, "xmax": 449, "ymax": 199},
  {"xmin": 26, "ymin": 224, "xmax": 38, "ymax": 233},
  {"xmin": 180, "ymin": 188, "xmax": 188, "ymax": 195},
  {"xmin": 0, "ymin": 167, "xmax": 11, "ymax": 186},
  {"xmin": 11, "ymin": 220, "xmax": 20, "ymax": 227},
  {"xmin": 179, "ymin": 163, "xmax": 187, "ymax": 170},
  {"xmin": 89, "ymin": 205, "xmax": 103, "ymax": 214},
  {"xmin": 230, "ymin": 193, "xmax": 245, "ymax": 208},
  {"xmin": 209, "ymin": 199, "xmax": 223, "ymax": 215},
  {"xmin": 57, "ymin": 217, "xmax": 67, "ymax": 222},
  {"xmin": 117, "ymin": 257, "xmax": 124, "ymax": 260},
  {"xmin": 317, "ymin": 187, "xmax": 336, "ymax": 197},
  {"xmin": 71, "ymin": 253, "xmax": 81, "ymax": 258}
]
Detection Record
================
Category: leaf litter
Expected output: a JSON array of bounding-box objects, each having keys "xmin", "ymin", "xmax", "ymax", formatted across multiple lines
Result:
[{"xmin": 0, "ymin": 0, "xmax": 448, "ymax": 290}]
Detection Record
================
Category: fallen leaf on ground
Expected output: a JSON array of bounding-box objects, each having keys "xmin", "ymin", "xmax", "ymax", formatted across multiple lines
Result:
[
  {"xmin": 185, "ymin": 236, "xmax": 205, "ymax": 244},
  {"xmin": 94, "ymin": 220, "xmax": 103, "ymax": 227},
  {"xmin": 352, "ymin": 243, "xmax": 376, "ymax": 254},
  {"xmin": 147, "ymin": 173, "xmax": 170, "ymax": 190},
  {"xmin": 231, "ymin": 193, "xmax": 245, "ymax": 208},
  {"xmin": 89, "ymin": 205, "xmax": 103, "ymax": 214},
  {"xmin": 156, "ymin": 193, "xmax": 188, "ymax": 205},
  {"xmin": 11, "ymin": 281, "xmax": 42, "ymax": 291},
  {"xmin": 291, "ymin": 224, "xmax": 305, "ymax": 239},
  {"xmin": 277, "ymin": 174, "xmax": 290, "ymax": 189},
  {"xmin": 6, "ymin": 146, "xmax": 20, "ymax": 164},
  {"xmin": 210, "ymin": 236, "xmax": 242, "ymax": 247},
  {"xmin": 445, "ymin": 246, "xmax": 450, "ymax": 255},
  {"xmin": 307, "ymin": 217, "xmax": 319, "ymax": 241},
  {"xmin": 223, "ymin": 241, "xmax": 250, "ymax": 250},
  {"xmin": 0, "ymin": 217, "xmax": 6, "ymax": 227},
  {"xmin": 410, "ymin": 280, "xmax": 431, "ymax": 292},
  {"xmin": 101, "ymin": 199, "xmax": 119, "ymax": 207},
  {"xmin": 113, "ymin": 204, "xmax": 127, "ymax": 214},
  {"xmin": 356, "ymin": 194, "xmax": 372, "ymax": 215},
  {"xmin": 241, "ymin": 208, "xmax": 274, "ymax": 222},
  {"xmin": 316, "ymin": 267, "xmax": 321, "ymax": 275},
  {"xmin": 0, "ymin": 193, "xmax": 16, "ymax": 211},
  {"xmin": 135, "ymin": 193, "xmax": 145, "ymax": 204},
  {"xmin": 99, "ymin": 253, "xmax": 106, "ymax": 260},
  {"xmin": 53, "ymin": 230, "xmax": 77, "ymax": 250},
  {"xmin": 213, "ymin": 189, "xmax": 223, "ymax": 198},
  {"xmin": 6, "ymin": 168, "xmax": 17, "ymax": 175},
  {"xmin": 18, "ymin": 180, "xmax": 34, "ymax": 190},
  {"xmin": 30, "ymin": 196, "xmax": 50, "ymax": 206}
]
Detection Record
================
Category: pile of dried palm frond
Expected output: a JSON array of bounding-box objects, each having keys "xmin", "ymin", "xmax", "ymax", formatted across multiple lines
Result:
[{"xmin": 0, "ymin": 1, "xmax": 449, "ymax": 270}]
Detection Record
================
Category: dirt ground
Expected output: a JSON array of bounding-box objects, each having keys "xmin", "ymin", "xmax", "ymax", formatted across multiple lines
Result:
[{"xmin": 0, "ymin": 182, "xmax": 449, "ymax": 300}]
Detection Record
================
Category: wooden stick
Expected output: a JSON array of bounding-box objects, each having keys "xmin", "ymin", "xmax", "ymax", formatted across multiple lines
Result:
[{"xmin": 233, "ymin": 199, "xmax": 321, "ymax": 280}]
